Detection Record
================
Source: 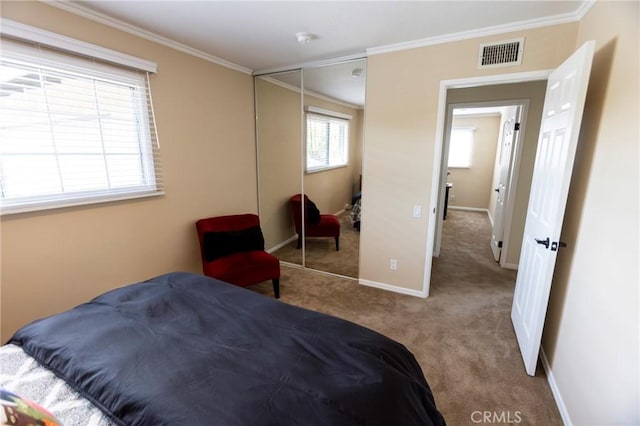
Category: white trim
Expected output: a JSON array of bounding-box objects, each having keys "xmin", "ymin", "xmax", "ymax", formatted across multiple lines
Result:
[
  {"xmin": 359, "ymin": 278, "xmax": 427, "ymax": 298},
  {"xmin": 306, "ymin": 89, "xmax": 362, "ymax": 111},
  {"xmin": 259, "ymin": 76, "xmax": 362, "ymax": 110},
  {"xmin": 254, "ymin": 53, "xmax": 366, "ymax": 76},
  {"xmin": 501, "ymin": 262, "xmax": 519, "ymax": 271},
  {"xmin": 540, "ymin": 347, "xmax": 573, "ymax": 425},
  {"xmin": 42, "ymin": 0, "xmax": 596, "ymax": 76},
  {"xmin": 305, "ymin": 106, "xmax": 352, "ymax": 120},
  {"xmin": 0, "ymin": 18, "xmax": 157, "ymax": 72},
  {"xmin": 367, "ymin": 2, "xmax": 595, "ymax": 57},
  {"xmin": 45, "ymin": 0, "xmax": 252, "ymax": 75},
  {"xmin": 0, "ymin": 191, "xmax": 164, "ymax": 216},
  {"xmin": 425, "ymin": 70, "xmax": 552, "ymax": 297},
  {"xmin": 266, "ymin": 235, "xmax": 298, "ymax": 254},
  {"xmin": 448, "ymin": 206, "xmax": 489, "ymax": 213}
]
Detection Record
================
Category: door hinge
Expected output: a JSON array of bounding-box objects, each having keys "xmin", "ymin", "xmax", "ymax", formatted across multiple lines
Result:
[
  {"xmin": 514, "ymin": 122, "xmax": 521, "ymax": 131},
  {"xmin": 498, "ymin": 241, "xmax": 503, "ymax": 248}
]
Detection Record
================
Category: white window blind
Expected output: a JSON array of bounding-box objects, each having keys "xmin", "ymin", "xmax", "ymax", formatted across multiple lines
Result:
[
  {"xmin": 305, "ymin": 110, "xmax": 349, "ymax": 173},
  {"xmin": 448, "ymin": 128, "xmax": 474, "ymax": 168},
  {"xmin": 0, "ymin": 38, "xmax": 162, "ymax": 214}
]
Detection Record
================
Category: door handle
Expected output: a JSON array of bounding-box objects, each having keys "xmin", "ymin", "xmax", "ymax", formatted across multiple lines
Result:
[
  {"xmin": 535, "ymin": 237, "xmax": 550, "ymax": 249},
  {"xmin": 551, "ymin": 241, "xmax": 567, "ymax": 251}
]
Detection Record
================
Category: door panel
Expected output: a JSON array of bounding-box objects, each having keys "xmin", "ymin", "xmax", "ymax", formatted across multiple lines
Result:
[
  {"xmin": 511, "ymin": 41, "xmax": 595, "ymax": 376},
  {"xmin": 490, "ymin": 106, "xmax": 519, "ymax": 261}
]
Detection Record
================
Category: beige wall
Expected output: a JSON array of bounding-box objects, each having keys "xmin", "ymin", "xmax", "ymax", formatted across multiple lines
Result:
[
  {"xmin": 446, "ymin": 81, "xmax": 547, "ymax": 266},
  {"xmin": 361, "ymin": 23, "xmax": 578, "ymax": 291},
  {"xmin": 0, "ymin": 2, "xmax": 257, "ymax": 339},
  {"xmin": 542, "ymin": 1, "xmax": 639, "ymax": 424},
  {"xmin": 447, "ymin": 115, "xmax": 500, "ymax": 209},
  {"xmin": 256, "ymin": 77, "xmax": 303, "ymax": 251}
]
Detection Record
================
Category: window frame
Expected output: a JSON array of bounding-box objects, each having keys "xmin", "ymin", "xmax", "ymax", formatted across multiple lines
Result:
[
  {"xmin": 304, "ymin": 107, "xmax": 351, "ymax": 174},
  {"xmin": 0, "ymin": 22, "xmax": 161, "ymax": 215}
]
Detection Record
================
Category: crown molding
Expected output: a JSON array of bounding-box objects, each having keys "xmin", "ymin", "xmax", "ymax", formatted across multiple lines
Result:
[
  {"xmin": 253, "ymin": 53, "xmax": 366, "ymax": 76},
  {"xmin": 44, "ymin": 0, "xmax": 253, "ymax": 75},
  {"xmin": 367, "ymin": 1, "xmax": 596, "ymax": 57},
  {"xmin": 1, "ymin": 18, "xmax": 157, "ymax": 72},
  {"xmin": 259, "ymin": 76, "xmax": 362, "ymax": 110}
]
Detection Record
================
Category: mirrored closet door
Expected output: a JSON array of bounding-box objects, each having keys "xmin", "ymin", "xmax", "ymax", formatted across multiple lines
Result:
[{"xmin": 255, "ymin": 59, "xmax": 366, "ymax": 279}]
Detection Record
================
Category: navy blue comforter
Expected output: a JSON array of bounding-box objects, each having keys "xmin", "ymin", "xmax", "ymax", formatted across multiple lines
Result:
[{"xmin": 10, "ymin": 272, "xmax": 445, "ymax": 426}]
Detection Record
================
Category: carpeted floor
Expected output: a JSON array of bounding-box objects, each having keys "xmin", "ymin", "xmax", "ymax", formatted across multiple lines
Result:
[
  {"xmin": 272, "ymin": 211, "xmax": 360, "ymax": 278},
  {"xmin": 252, "ymin": 209, "xmax": 562, "ymax": 425}
]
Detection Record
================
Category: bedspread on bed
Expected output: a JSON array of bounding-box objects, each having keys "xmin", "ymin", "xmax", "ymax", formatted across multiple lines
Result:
[{"xmin": 9, "ymin": 272, "xmax": 445, "ymax": 426}]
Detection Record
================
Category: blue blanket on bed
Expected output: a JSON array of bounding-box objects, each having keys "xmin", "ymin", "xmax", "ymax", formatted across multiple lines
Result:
[{"xmin": 10, "ymin": 272, "xmax": 445, "ymax": 426}]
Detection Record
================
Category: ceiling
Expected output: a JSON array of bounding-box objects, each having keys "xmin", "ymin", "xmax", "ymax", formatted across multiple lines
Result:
[{"xmin": 56, "ymin": 1, "xmax": 591, "ymax": 106}]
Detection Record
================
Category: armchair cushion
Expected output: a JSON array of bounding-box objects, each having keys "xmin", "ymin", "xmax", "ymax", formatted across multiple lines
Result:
[
  {"xmin": 306, "ymin": 199, "xmax": 321, "ymax": 224},
  {"xmin": 202, "ymin": 226, "xmax": 264, "ymax": 262},
  {"xmin": 203, "ymin": 251, "xmax": 280, "ymax": 288}
]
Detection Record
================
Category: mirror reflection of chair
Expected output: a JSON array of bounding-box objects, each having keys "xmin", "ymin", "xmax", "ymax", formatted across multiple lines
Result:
[
  {"xmin": 195, "ymin": 214, "xmax": 280, "ymax": 298},
  {"xmin": 289, "ymin": 194, "xmax": 340, "ymax": 251}
]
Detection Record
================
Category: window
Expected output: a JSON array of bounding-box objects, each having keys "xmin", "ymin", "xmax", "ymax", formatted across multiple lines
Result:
[
  {"xmin": 448, "ymin": 127, "xmax": 474, "ymax": 168},
  {"xmin": 305, "ymin": 108, "xmax": 349, "ymax": 173},
  {"xmin": 0, "ymin": 36, "xmax": 161, "ymax": 214}
]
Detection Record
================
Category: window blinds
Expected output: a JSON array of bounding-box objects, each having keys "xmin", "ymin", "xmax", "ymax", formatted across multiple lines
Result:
[{"xmin": 0, "ymin": 37, "xmax": 162, "ymax": 214}]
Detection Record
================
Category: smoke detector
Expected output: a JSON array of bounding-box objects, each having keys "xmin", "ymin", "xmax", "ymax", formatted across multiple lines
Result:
[{"xmin": 295, "ymin": 32, "xmax": 315, "ymax": 44}]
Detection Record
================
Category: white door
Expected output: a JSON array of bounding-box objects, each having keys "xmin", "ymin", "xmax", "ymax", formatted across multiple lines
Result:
[
  {"xmin": 511, "ymin": 40, "xmax": 595, "ymax": 376},
  {"xmin": 490, "ymin": 106, "xmax": 520, "ymax": 261}
]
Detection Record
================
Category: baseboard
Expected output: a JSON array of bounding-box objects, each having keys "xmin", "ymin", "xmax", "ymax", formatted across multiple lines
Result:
[
  {"xmin": 359, "ymin": 278, "xmax": 427, "ymax": 298},
  {"xmin": 448, "ymin": 205, "xmax": 489, "ymax": 213},
  {"xmin": 540, "ymin": 347, "xmax": 573, "ymax": 425},
  {"xmin": 501, "ymin": 262, "xmax": 519, "ymax": 270},
  {"xmin": 267, "ymin": 235, "xmax": 297, "ymax": 253}
]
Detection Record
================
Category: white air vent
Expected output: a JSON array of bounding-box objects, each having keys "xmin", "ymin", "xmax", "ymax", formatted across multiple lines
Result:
[{"xmin": 478, "ymin": 38, "xmax": 524, "ymax": 69}]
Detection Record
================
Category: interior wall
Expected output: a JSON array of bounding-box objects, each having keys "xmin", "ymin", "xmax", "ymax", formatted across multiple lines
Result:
[
  {"xmin": 361, "ymin": 23, "xmax": 577, "ymax": 291},
  {"xmin": 0, "ymin": 2, "xmax": 257, "ymax": 339},
  {"xmin": 542, "ymin": 1, "xmax": 639, "ymax": 424},
  {"xmin": 447, "ymin": 115, "xmax": 500, "ymax": 210},
  {"xmin": 446, "ymin": 82, "xmax": 547, "ymax": 266},
  {"xmin": 255, "ymin": 77, "xmax": 302, "ymax": 250}
]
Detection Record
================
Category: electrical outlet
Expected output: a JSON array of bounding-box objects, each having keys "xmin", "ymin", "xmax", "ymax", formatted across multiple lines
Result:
[{"xmin": 390, "ymin": 259, "xmax": 398, "ymax": 270}]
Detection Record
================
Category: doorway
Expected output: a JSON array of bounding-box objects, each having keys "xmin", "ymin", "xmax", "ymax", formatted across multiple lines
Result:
[
  {"xmin": 436, "ymin": 101, "xmax": 528, "ymax": 268},
  {"xmin": 429, "ymin": 78, "xmax": 548, "ymax": 276}
]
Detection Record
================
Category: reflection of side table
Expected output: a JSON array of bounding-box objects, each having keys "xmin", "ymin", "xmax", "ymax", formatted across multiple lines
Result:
[{"xmin": 444, "ymin": 183, "xmax": 453, "ymax": 220}]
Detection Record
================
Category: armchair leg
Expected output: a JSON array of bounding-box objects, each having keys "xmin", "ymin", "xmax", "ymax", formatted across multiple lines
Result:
[
  {"xmin": 272, "ymin": 278, "xmax": 280, "ymax": 299},
  {"xmin": 335, "ymin": 236, "xmax": 340, "ymax": 251}
]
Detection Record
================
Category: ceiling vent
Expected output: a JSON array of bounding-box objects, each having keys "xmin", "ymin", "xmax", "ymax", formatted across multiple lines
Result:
[{"xmin": 478, "ymin": 38, "xmax": 524, "ymax": 69}]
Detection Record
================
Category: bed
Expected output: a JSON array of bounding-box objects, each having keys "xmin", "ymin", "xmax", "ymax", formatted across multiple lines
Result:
[{"xmin": 1, "ymin": 272, "xmax": 445, "ymax": 425}]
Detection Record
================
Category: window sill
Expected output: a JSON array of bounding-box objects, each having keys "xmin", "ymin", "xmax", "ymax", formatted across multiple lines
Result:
[
  {"xmin": 305, "ymin": 164, "xmax": 349, "ymax": 174},
  {"xmin": 1, "ymin": 191, "xmax": 165, "ymax": 216}
]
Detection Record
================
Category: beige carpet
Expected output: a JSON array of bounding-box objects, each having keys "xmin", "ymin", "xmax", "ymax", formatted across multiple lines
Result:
[
  {"xmin": 253, "ymin": 209, "xmax": 562, "ymax": 425},
  {"xmin": 272, "ymin": 211, "xmax": 360, "ymax": 278}
]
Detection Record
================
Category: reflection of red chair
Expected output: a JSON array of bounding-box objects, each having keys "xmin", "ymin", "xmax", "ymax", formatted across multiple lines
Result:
[
  {"xmin": 196, "ymin": 214, "xmax": 280, "ymax": 298},
  {"xmin": 289, "ymin": 194, "xmax": 340, "ymax": 251}
]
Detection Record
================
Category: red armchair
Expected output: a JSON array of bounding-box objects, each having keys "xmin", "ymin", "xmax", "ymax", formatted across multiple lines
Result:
[
  {"xmin": 196, "ymin": 214, "xmax": 280, "ymax": 298},
  {"xmin": 289, "ymin": 194, "xmax": 340, "ymax": 251}
]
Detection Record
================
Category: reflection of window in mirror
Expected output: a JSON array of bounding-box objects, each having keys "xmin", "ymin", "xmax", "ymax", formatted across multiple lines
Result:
[
  {"xmin": 305, "ymin": 107, "xmax": 351, "ymax": 173},
  {"xmin": 448, "ymin": 127, "xmax": 475, "ymax": 168}
]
